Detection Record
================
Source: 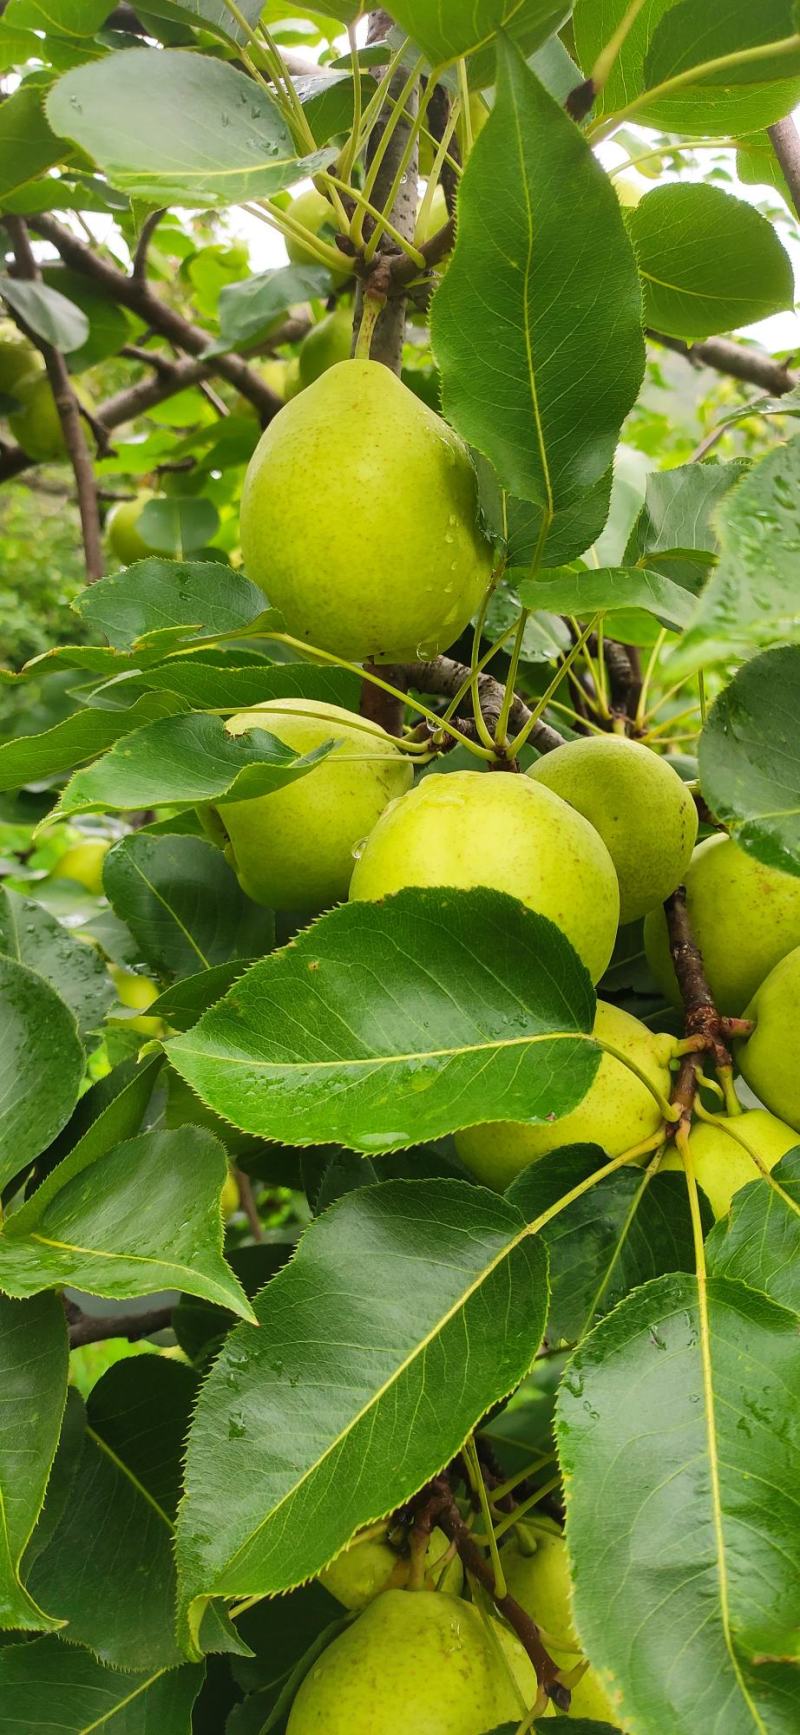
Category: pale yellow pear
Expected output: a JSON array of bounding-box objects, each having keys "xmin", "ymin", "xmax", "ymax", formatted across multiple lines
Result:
[
  {"xmin": 285, "ymin": 187, "xmax": 352, "ymax": 284},
  {"xmin": 644, "ymin": 834, "xmax": 800, "ymax": 1015},
  {"xmin": 106, "ymin": 493, "xmax": 157, "ymax": 565},
  {"xmin": 456, "ymin": 1001, "xmax": 676, "ymax": 1189},
  {"xmin": 350, "ymin": 770, "xmax": 620, "ymax": 983},
  {"xmin": 53, "ymin": 838, "xmax": 110, "ymax": 895},
  {"xmin": 415, "ymin": 184, "xmax": 450, "ymax": 250},
  {"xmin": 298, "ymin": 306, "xmax": 352, "ymax": 389},
  {"xmin": 239, "ymin": 361, "xmax": 493, "ymax": 663},
  {"xmin": 502, "ymin": 1518, "xmax": 621, "ymax": 1726},
  {"xmin": 320, "ymin": 1526, "xmax": 462, "ymax": 1609},
  {"xmin": 109, "ymin": 965, "xmax": 163, "ymax": 1037},
  {"xmin": 661, "ymin": 1108, "xmax": 797, "ymax": 1218},
  {"xmin": 286, "ymin": 1589, "xmax": 537, "ymax": 1733},
  {"xmin": 215, "ymin": 699, "xmax": 412, "ymax": 911},
  {"xmin": 530, "ymin": 737, "xmax": 697, "ymax": 924},
  {"xmin": 736, "ymin": 947, "xmax": 800, "ymax": 1130}
]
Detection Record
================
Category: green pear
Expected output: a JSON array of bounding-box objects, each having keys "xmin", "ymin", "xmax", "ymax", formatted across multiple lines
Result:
[
  {"xmin": 456, "ymin": 1000, "xmax": 676, "ymax": 1189},
  {"xmin": 286, "ymin": 1588, "xmax": 537, "ymax": 1733},
  {"xmin": 259, "ymin": 357, "xmax": 292, "ymax": 400},
  {"xmin": 214, "ymin": 698, "xmax": 413, "ymax": 911},
  {"xmin": 530, "ymin": 737, "xmax": 697, "ymax": 925},
  {"xmin": 349, "ymin": 769, "xmax": 620, "ymax": 982},
  {"xmin": 285, "ymin": 187, "xmax": 352, "ymax": 284},
  {"xmin": 240, "ymin": 361, "xmax": 493, "ymax": 663},
  {"xmin": 9, "ymin": 370, "xmax": 66, "ymax": 461},
  {"xmin": 415, "ymin": 184, "xmax": 450, "ymax": 250},
  {"xmin": 0, "ymin": 323, "xmax": 40, "ymax": 396},
  {"xmin": 106, "ymin": 492, "xmax": 158, "ymax": 565},
  {"xmin": 502, "ymin": 1518, "xmax": 620, "ymax": 1726},
  {"xmin": 661, "ymin": 1108, "xmax": 797, "ymax": 1218},
  {"xmin": 53, "ymin": 837, "xmax": 110, "ymax": 895},
  {"xmin": 644, "ymin": 834, "xmax": 800, "ymax": 1016},
  {"xmin": 736, "ymin": 947, "xmax": 800, "ymax": 1129},
  {"xmin": 320, "ymin": 1526, "xmax": 462, "ymax": 1610},
  {"xmin": 298, "ymin": 306, "xmax": 352, "ymax": 389},
  {"xmin": 109, "ymin": 964, "xmax": 164, "ymax": 1037}
]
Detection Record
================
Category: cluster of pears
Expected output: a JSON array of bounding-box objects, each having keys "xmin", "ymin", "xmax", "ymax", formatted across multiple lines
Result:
[{"xmin": 288, "ymin": 1514, "xmax": 616, "ymax": 1731}]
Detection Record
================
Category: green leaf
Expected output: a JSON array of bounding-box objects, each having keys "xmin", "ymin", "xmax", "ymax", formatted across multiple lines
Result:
[
  {"xmin": 102, "ymin": 834, "xmax": 275, "ymax": 980},
  {"xmin": 557, "ymin": 1273, "xmax": 800, "ymax": 1733},
  {"xmin": 672, "ymin": 434, "xmax": 800, "ymax": 675},
  {"xmin": 504, "ymin": 468, "xmax": 614, "ymax": 571},
  {"xmin": 135, "ymin": 658, "xmax": 361, "ymax": 714},
  {"xmin": 151, "ymin": 959, "xmax": 254, "ymax": 1030},
  {"xmin": 176, "ymin": 1177, "xmax": 549, "ymax": 1653},
  {"xmin": 624, "ymin": 458, "xmax": 748, "ymax": 589},
  {"xmin": 0, "ymin": 1126, "xmax": 255, "ymax": 1318},
  {"xmin": 0, "ymin": 81, "xmax": 72, "ymax": 205},
  {"xmin": 699, "ymin": 647, "xmax": 800, "ymax": 876},
  {"xmin": 47, "ymin": 50, "xmax": 336, "ymax": 206},
  {"xmin": 628, "ymin": 183, "xmax": 794, "ymax": 341},
  {"xmin": 0, "ymin": 887, "xmax": 113, "ymax": 1040},
  {"xmin": 707, "ymin": 1151, "xmax": 800, "ymax": 1311},
  {"xmin": 0, "ymin": 1293, "xmax": 68, "ymax": 1632},
  {"xmin": 26, "ymin": 1361, "xmax": 201, "ymax": 1669},
  {"xmin": 574, "ymin": 0, "xmax": 800, "ymax": 135},
  {"xmin": 228, "ymin": 1579, "xmax": 342, "ymax": 1728},
  {"xmin": 173, "ymin": 1238, "xmax": 294, "ymax": 1369},
  {"xmin": 0, "ymin": 690, "xmax": 184, "ymax": 793},
  {"xmin": 55, "ymin": 712, "xmax": 333, "ymax": 818},
  {"xmin": 431, "ymin": 39, "xmax": 644, "ymax": 521},
  {"xmin": 75, "ymin": 557, "xmax": 268, "ymax": 647},
  {"xmin": 210, "ymin": 263, "xmax": 332, "ymax": 355},
  {"xmin": 508, "ymin": 1149, "xmax": 703, "ymax": 1344},
  {"xmin": 135, "ymin": 495, "xmax": 220, "ymax": 558},
  {"xmin": 516, "ymin": 566, "xmax": 694, "ymax": 628},
  {"xmin": 2, "ymin": 0, "xmax": 108, "ymax": 30},
  {"xmin": 470, "ymin": 8, "xmax": 578, "ymax": 89},
  {"xmin": 168, "ymin": 888, "xmax": 600, "ymax": 1156},
  {"xmin": 37, "ymin": 1053, "xmax": 162, "ymax": 1180},
  {"xmin": 0, "ymin": 274, "xmax": 89, "ymax": 351},
  {"xmin": 42, "ymin": 266, "xmax": 130, "ymax": 372},
  {"xmin": 0, "ymin": 1635, "xmax": 203, "ymax": 1729},
  {"xmin": 390, "ymin": 0, "xmax": 570, "ymax": 68},
  {"xmin": 0, "ymin": 956, "xmax": 84, "ymax": 1191}
]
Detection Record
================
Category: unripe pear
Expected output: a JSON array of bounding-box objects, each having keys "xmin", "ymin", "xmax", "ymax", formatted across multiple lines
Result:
[
  {"xmin": 644, "ymin": 835, "xmax": 800, "ymax": 1015},
  {"xmin": 286, "ymin": 1589, "xmax": 537, "ymax": 1734},
  {"xmin": 349, "ymin": 770, "xmax": 620, "ymax": 982},
  {"xmin": 456, "ymin": 1000, "xmax": 675, "ymax": 1189},
  {"xmin": 298, "ymin": 306, "xmax": 352, "ymax": 389},
  {"xmin": 661, "ymin": 1108, "xmax": 797, "ymax": 1218},
  {"xmin": 109, "ymin": 964, "xmax": 163, "ymax": 1036},
  {"xmin": 239, "ymin": 361, "xmax": 493, "ymax": 663},
  {"xmin": 415, "ymin": 184, "xmax": 450, "ymax": 251},
  {"xmin": 530, "ymin": 737, "xmax": 697, "ymax": 925},
  {"xmin": 502, "ymin": 1517, "xmax": 619, "ymax": 1726},
  {"xmin": 736, "ymin": 947, "xmax": 800, "ymax": 1130},
  {"xmin": 285, "ymin": 188, "xmax": 352, "ymax": 284},
  {"xmin": 9, "ymin": 370, "xmax": 91, "ymax": 462},
  {"xmin": 0, "ymin": 324, "xmax": 40, "ymax": 396},
  {"xmin": 53, "ymin": 838, "xmax": 110, "ymax": 895},
  {"xmin": 215, "ymin": 699, "xmax": 412, "ymax": 911},
  {"xmin": 106, "ymin": 492, "xmax": 158, "ymax": 565},
  {"xmin": 320, "ymin": 1526, "xmax": 462, "ymax": 1610},
  {"xmin": 259, "ymin": 358, "xmax": 291, "ymax": 400},
  {"xmin": 220, "ymin": 1167, "xmax": 240, "ymax": 1219}
]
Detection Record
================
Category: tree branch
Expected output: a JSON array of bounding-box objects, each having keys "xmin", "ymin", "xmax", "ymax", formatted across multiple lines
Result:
[
  {"xmin": 354, "ymin": 9, "xmax": 419, "ymax": 374},
  {"xmin": 401, "ymin": 655, "xmax": 564, "ymax": 754},
  {"xmin": 648, "ymin": 328, "xmax": 797, "ymax": 397},
  {"xmin": 768, "ymin": 115, "xmax": 800, "ymax": 221},
  {"xmin": 66, "ymin": 1301, "xmax": 174, "ymax": 1348},
  {"xmin": 664, "ymin": 885, "xmax": 733, "ymax": 1134},
  {"xmin": 4, "ymin": 215, "xmax": 104, "ymax": 580},
  {"xmin": 26, "ymin": 214, "xmax": 282, "ymax": 423},
  {"xmin": 132, "ymin": 208, "xmax": 165, "ymax": 280}
]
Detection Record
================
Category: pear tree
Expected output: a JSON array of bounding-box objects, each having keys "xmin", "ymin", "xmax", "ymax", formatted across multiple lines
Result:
[{"xmin": 0, "ymin": 6, "xmax": 800, "ymax": 1735}]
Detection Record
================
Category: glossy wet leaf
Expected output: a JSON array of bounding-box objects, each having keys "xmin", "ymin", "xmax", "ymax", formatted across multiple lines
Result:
[
  {"xmin": 37, "ymin": 1052, "xmax": 162, "ymax": 1179},
  {"xmin": 707, "ymin": 1150, "xmax": 800, "ymax": 1311},
  {"xmin": 47, "ymin": 50, "xmax": 335, "ymax": 206},
  {"xmin": 176, "ymin": 1176, "xmax": 549, "ymax": 1653},
  {"xmin": 628, "ymin": 183, "xmax": 794, "ymax": 341},
  {"xmin": 0, "ymin": 690, "xmax": 183, "ymax": 792},
  {"xmin": 0, "ymin": 887, "xmax": 113, "ymax": 1039},
  {"xmin": 432, "ymin": 39, "xmax": 643, "ymax": 516},
  {"xmin": 103, "ymin": 833, "xmax": 275, "ymax": 978},
  {"xmin": 517, "ymin": 566, "xmax": 693, "ymax": 628},
  {"xmin": 0, "ymin": 956, "xmax": 84, "ymax": 1190},
  {"xmin": 557, "ymin": 1273, "xmax": 800, "ymax": 1734},
  {"xmin": 0, "ymin": 1127, "xmax": 255, "ymax": 1318},
  {"xmin": 698, "ymin": 646, "xmax": 800, "ymax": 876},
  {"xmin": 624, "ymin": 457, "xmax": 748, "ymax": 589},
  {"xmin": 0, "ymin": 1634, "xmax": 203, "ymax": 1730},
  {"xmin": 135, "ymin": 658, "xmax": 361, "ymax": 714},
  {"xmin": 75, "ymin": 558, "xmax": 268, "ymax": 648},
  {"xmin": 0, "ymin": 1292, "xmax": 67, "ymax": 1632},
  {"xmin": 168, "ymin": 888, "xmax": 599, "ymax": 1155}
]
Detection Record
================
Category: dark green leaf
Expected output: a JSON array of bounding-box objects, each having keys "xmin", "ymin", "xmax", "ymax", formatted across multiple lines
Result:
[
  {"xmin": 47, "ymin": 50, "xmax": 335, "ymax": 206},
  {"xmin": 628, "ymin": 183, "xmax": 794, "ymax": 340},
  {"xmin": 432, "ymin": 40, "xmax": 644, "ymax": 524},
  {"xmin": 0, "ymin": 957, "xmax": 84, "ymax": 1191},
  {"xmin": 103, "ymin": 833, "xmax": 275, "ymax": 978},
  {"xmin": 41, "ymin": 266, "xmax": 130, "ymax": 371},
  {"xmin": 0, "ymin": 275, "xmax": 89, "ymax": 352},
  {"xmin": 0, "ymin": 1635, "xmax": 203, "ymax": 1728},
  {"xmin": 643, "ymin": 0, "xmax": 800, "ymax": 134},
  {"xmin": 557, "ymin": 1273, "xmax": 800, "ymax": 1733},
  {"xmin": 0, "ymin": 1293, "xmax": 67, "ymax": 1632},
  {"xmin": 176, "ymin": 1177, "xmax": 549, "ymax": 1653},
  {"xmin": 504, "ymin": 468, "xmax": 614, "ymax": 571},
  {"xmin": 698, "ymin": 647, "xmax": 800, "ymax": 876},
  {"xmin": 707, "ymin": 1150, "xmax": 800, "ymax": 1311},
  {"xmin": 136, "ymin": 496, "xmax": 220, "ymax": 558},
  {"xmin": 390, "ymin": 0, "xmax": 569, "ymax": 67},
  {"xmin": 151, "ymin": 959, "xmax": 255, "ymax": 1030},
  {"xmin": 0, "ymin": 82, "xmax": 72, "ymax": 205},
  {"xmin": 136, "ymin": 659, "xmax": 361, "ymax": 713},
  {"xmin": 0, "ymin": 1126, "xmax": 255, "ymax": 1317},
  {"xmin": 211, "ymin": 264, "xmax": 332, "ymax": 355},
  {"xmin": 173, "ymin": 1239, "xmax": 294, "ymax": 1367},
  {"xmin": 0, "ymin": 887, "xmax": 113, "ymax": 1039},
  {"xmin": 168, "ymin": 888, "xmax": 599, "ymax": 1155},
  {"xmin": 624, "ymin": 458, "xmax": 748, "ymax": 587},
  {"xmin": 517, "ymin": 566, "xmax": 693, "ymax": 627},
  {"xmin": 75, "ymin": 557, "xmax": 268, "ymax": 647},
  {"xmin": 36, "ymin": 1053, "xmax": 161, "ymax": 1180},
  {"xmin": 508, "ymin": 1148, "xmax": 704, "ymax": 1343},
  {"xmin": 0, "ymin": 690, "xmax": 184, "ymax": 792}
]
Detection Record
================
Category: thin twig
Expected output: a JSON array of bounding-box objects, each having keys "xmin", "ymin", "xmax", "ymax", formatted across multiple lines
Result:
[
  {"xmin": 4, "ymin": 216, "xmax": 104, "ymax": 580},
  {"xmin": 65, "ymin": 1301, "xmax": 174, "ymax": 1348},
  {"xmin": 132, "ymin": 208, "xmax": 166, "ymax": 280},
  {"xmin": 649, "ymin": 328, "xmax": 797, "ymax": 397},
  {"xmin": 664, "ymin": 885, "xmax": 732, "ymax": 1136},
  {"xmin": 233, "ymin": 1166, "xmax": 264, "ymax": 1242}
]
